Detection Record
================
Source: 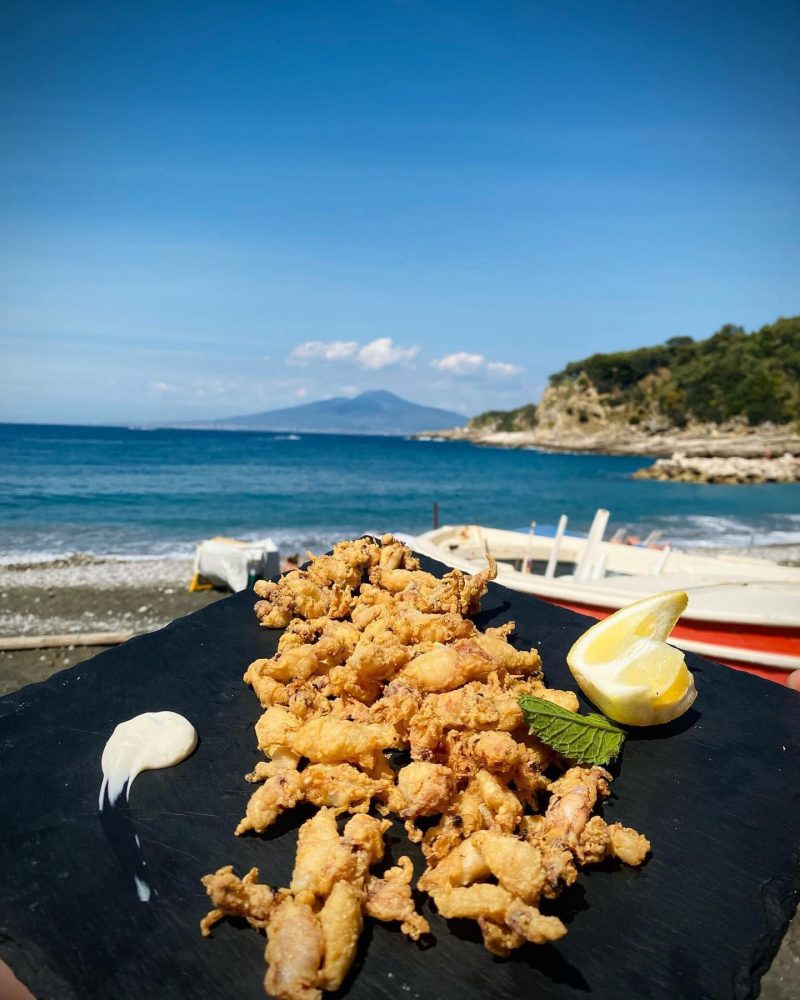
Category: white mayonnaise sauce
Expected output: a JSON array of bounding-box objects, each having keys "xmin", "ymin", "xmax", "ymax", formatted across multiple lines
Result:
[{"xmin": 99, "ymin": 711, "xmax": 197, "ymax": 809}]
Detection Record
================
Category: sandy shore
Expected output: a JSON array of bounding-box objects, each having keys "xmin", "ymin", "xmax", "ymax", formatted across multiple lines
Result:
[
  {"xmin": 0, "ymin": 556, "xmax": 224, "ymax": 696},
  {"xmin": 0, "ymin": 548, "xmax": 797, "ymax": 995}
]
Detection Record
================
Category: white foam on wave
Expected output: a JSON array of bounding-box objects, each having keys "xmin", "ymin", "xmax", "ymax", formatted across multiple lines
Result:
[
  {"xmin": 642, "ymin": 513, "xmax": 800, "ymax": 549},
  {"xmin": 0, "ymin": 545, "xmax": 196, "ymax": 566},
  {"xmin": 0, "ymin": 528, "xmax": 361, "ymax": 565},
  {"xmin": 3, "ymin": 514, "xmax": 800, "ymax": 565}
]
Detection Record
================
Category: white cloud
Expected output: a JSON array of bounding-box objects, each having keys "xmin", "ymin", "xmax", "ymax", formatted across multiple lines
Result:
[
  {"xmin": 295, "ymin": 386, "xmax": 309, "ymax": 398},
  {"xmin": 431, "ymin": 353, "xmax": 524, "ymax": 378},
  {"xmin": 431, "ymin": 352, "xmax": 485, "ymax": 375},
  {"xmin": 287, "ymin": 340, "xmax": 359, "ymax": 366},
  {"xmin": 286, "ymin": 337, "xmax": 419, "ymax": 371},
  {"xmin": 486, "ymin": 361, "xmax": 524, "ymax": 377},
  {"xmin": 356, "ymin": 337, "xmax": 419, "ymax": 370}
]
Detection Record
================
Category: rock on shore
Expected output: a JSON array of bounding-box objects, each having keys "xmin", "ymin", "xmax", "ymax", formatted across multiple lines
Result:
[
  {"xmin": 419, "ymin": 383, "xmax": 800, "ymax": 458},
  {"xmin": 634, "ymin": 451, "xmax": 800, "ymax": 484},
  {"xmin": 421, "ymin": 423, "xmax": 800, "ymax": 458}
]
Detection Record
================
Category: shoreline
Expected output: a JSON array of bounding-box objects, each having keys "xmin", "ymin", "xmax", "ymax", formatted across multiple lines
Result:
[
  {"xmin": 1, "ymin": 539, "xmax": 799, "ymax": 696},
  {"xmin": 0, "ymin": 558, "xmax": 224, "ymax": 697},
  {"xmin": 419, "ymin": 425, "xmax": 800, "ymax": 459}
]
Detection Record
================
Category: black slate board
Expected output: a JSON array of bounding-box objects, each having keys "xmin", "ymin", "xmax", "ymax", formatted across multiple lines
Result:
[{"xmin": 1, "ymin": 553, "xmax": 799, "ymax": 1000}]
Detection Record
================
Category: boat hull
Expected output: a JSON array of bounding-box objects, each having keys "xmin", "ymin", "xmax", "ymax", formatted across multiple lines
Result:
[{"xmin": 415, "ymin": 524, "xmax": 800, "ymax": 685}]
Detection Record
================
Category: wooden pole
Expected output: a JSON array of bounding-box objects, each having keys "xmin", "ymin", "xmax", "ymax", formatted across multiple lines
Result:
[{"xmin": 0, "ymin": 631, "xmax": 138, "ymax": 652}]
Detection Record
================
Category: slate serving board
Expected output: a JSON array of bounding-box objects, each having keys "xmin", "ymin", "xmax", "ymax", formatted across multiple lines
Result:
[{"xmin": 1, "ymin": 553, "xmax": 799, "ymax": 1000}]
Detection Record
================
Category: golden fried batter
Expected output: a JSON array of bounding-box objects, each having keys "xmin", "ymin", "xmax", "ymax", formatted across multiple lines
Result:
[
  {"xmin": 419, "ymin": 830, "xmax": 564, "ymax": 955},
  {"xmin": 253, "ymin": 535, "xmax": 419, "ymax": 629},
  {"xmin": 389, "ymin": 761, "xmax": 456, "ymax": 818},
  {"xmin": 364, "ymin": 856, "xmax": 430, "ymax": 940},
  {"xmin": 367, "ymin": 554, "xmax": 497, "ymax": 617},
  {"xmin": 527, "ymin": 764, "xmax": 612, "ymax": 893},
  {"xmin": 397, "ymin": 634, "xmax": 541, "ymax": 693},
  {"xmin": 237, "ymin": 763, "xmax": 392, "ymax": 835},
  {"xmin": 288, "ymin": 716, "xmax": 401, "ymax": 768},
  {"xmin": 200, "ymin": 866, "xmax": 277, "ymax": 936},
  {"xmin": 204, "ymin": 807, "xmax": 428, "ymax": 1000},
  {"xmin": 202, "ymin": 534, "xmax": 650, "ymax": 1000},
  {"xmin": 317, "ymin": 881, "xmax": 363, "ymax": 990},
  {"xmin": 254, "ymin": 572, "xmax": 352, "ymax": 629},
  {"xmin": 326, "ymin": 634, "xmax": 411, "ymax": 702},
  {"xmin": 265, "ymin": 896, "xmax": 324, "ymax": 1000},
  {"xmin": 246, "ymin": 620, "xmax": 360, "ymax": 689}
]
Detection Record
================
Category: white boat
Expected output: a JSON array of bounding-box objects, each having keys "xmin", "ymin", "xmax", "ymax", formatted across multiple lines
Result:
[{"xmin": 415, "ymin": 511, "xmax": 800, "ymax": 684}]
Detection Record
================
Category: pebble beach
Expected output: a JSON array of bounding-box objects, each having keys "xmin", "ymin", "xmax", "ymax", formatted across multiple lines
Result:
[
  {"xmin": 0, "ymin": 556, "xmax": 223, "ymax": 696},
  {"xmin": 2, "ymin": 541, "xmax": 800, "ymax": 697}
]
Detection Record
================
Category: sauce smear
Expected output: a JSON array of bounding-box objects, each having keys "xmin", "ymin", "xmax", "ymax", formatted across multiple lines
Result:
[{"xmin": 99, "ymin": 711, "xmax": 197, "ymax": 809}]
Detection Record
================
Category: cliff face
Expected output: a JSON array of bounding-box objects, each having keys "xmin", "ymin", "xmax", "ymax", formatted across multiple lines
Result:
[
  {"xmin": 533, "ymin": 380, "xmax": 644, "ymax": 436},
  {"xmin": 527, "ymin": 374, "xmax": 692, "ymax": 447},
  {"xmin": 435, "ymin": 318, "xmax": 800, "ymax": 457},
  {"xmin": 467, "ymin": 403, "xmax": 537, "ymax": 435},
  {"xmin": 528, "ymin": 378, "xmax": 800, "ymax": 457}
]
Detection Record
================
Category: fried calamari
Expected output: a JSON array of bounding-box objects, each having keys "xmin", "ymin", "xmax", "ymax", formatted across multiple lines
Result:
[
  {"xmin": 203, "ymin": 809, "xmax": 427, "ymax": 1000},
  {"xmin": 201, "ymin": 534, "xmax": 650, "ymax": 1000}
]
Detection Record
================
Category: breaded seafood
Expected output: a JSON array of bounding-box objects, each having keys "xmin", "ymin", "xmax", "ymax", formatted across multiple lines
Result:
[
  {"xmin": 252, "ymin": 535, "xmax": 421, "ymax": 628},
  {"xmin": 202, "ymin": 809, "xmax": 428, "ymax": 1000},
  {"xmin": 201, "ymin": 534, "xmax": 650, "ymax": 1000}
]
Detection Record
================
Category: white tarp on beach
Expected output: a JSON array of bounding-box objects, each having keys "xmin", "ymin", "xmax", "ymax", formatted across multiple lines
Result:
[{"xmin": 192, "ymin": 537, "xmax": 280, "ymax": 592}]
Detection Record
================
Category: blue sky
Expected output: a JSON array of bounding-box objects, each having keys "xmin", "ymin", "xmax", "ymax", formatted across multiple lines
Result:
[{"xmin": 1, "ymin": 0, "xmax": 798, "ymax": 424}]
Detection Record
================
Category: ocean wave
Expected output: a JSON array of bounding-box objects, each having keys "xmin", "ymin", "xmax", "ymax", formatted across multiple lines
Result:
[
  {"xmin": 633, "ymin": 513, "xmax": 800, "ymax": 549},
  {"xmin": 0, "ymin": 527, "xmax": 391, "ymax": 564},
  {"xmin": 5, "ymin": 520, "xmax": 800, "ymax": 566}
]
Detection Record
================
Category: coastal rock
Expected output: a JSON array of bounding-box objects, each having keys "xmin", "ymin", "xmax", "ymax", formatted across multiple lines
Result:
[
  {"xmin": 633, "ymin": 452, "xmax": 800, "ymax": 484},
  {"xmin": 420, "ymin": 317, "xmax": 800, "ymax": 460},
  {"xmin": 419, "ymin": 422, "xmax": 800, "ymax": 459},
  {"xmin": 419, "ymin": 371, "xmax": 800, "ymax": 458}
]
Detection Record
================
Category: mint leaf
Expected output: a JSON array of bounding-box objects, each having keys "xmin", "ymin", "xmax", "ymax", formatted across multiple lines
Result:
[{"xmin": 518, "ymin": 695, "xmax": 626, "ymax": 765}]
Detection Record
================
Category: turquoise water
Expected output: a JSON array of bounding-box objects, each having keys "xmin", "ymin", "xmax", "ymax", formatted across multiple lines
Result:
[{"xmin": 1, "ymin": 423, "xmax": 799, "ymax": 559}]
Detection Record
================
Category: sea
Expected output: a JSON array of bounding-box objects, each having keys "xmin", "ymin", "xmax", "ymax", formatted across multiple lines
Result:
[{"xmin": 1, "ymin": 423, "xmax": 799, "ymax": 562}]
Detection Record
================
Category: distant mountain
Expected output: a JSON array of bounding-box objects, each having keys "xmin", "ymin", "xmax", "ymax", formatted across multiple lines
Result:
[{"xmin": 197, "ymin": 390, "xmax": 465, "ymax": 435}]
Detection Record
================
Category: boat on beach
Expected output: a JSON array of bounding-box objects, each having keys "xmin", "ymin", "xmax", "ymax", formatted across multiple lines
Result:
[{"xmin": 414, "ymin": 511, "xmax": 800, "ymax": 684}]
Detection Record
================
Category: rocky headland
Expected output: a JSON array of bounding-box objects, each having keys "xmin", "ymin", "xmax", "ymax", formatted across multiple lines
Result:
[{"xmin": 422, "ymin": 318, "xmax": 800, "ymax": 482}]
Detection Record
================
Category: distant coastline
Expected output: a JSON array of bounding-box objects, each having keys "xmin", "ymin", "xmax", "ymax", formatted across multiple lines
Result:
[
  {"xmin": 414, "ymin": 317, "xmax": 800, "ymax": 480},
  {"xmin": 412, "ymin": 422, "xmax": 800, "ymax": 460},
  {"xmin": 181, "ymin": 389, "xmax": 465, "ymax": 437}
]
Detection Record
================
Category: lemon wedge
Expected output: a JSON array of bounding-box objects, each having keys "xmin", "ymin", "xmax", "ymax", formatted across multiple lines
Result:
[{"xmin": 566, "ymin": 590, "xmax": 697, "ymax": 726}]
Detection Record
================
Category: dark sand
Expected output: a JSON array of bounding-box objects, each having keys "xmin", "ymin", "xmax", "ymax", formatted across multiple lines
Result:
[
  {"xmin": 0, "ymin": 585, "xmax": 223, "ymax": 695},
  {"xmin": 0, "ymin": 553, "xmax": 796, "ymax": 997}
]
